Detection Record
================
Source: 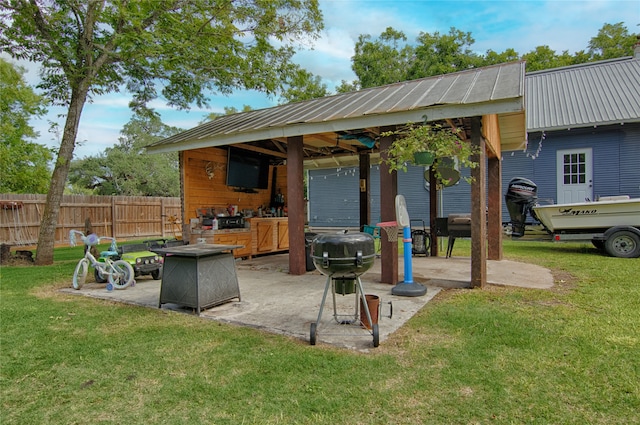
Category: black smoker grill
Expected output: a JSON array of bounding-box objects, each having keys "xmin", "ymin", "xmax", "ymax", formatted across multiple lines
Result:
[
  {"xmin": 309, "ymin": 231, "xmax": 380, "ymax": 347},
  {"xmin": 434, "ymin": 214, "xmax": 472, "ymax": 257}
]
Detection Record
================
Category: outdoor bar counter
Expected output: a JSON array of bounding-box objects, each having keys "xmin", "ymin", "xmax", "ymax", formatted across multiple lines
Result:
[{"xmin": 155, "ymin": 244, "xmax": 242, "ymax": 314}]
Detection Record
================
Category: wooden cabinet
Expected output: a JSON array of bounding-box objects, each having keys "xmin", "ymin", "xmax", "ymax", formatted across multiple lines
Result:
[
  {"xmin": 188, "ymin": 230, "xmax": 252, "ymax": 259},
  {"xmin": 277, "ymin": 221, "xmax": 289, "ymax": 249},
  {"xmin": 190, "ymin": 218, "xmax": 289, "ymax": 259},
  {"xmin": 249, "ymin": 218, "xmax": 289, "ymax": 256},
  {"xmin": 256, "ymin": 221, "xmax": 275, "ymax": 252},
  {"xmin": 234, "ymin": 233, "xmax": 252, "ymax": 258}
]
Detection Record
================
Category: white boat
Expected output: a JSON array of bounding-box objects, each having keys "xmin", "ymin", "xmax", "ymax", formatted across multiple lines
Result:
[{"xmin": 532, "ymin": 196, "xmax": 640, "ymax": 232}]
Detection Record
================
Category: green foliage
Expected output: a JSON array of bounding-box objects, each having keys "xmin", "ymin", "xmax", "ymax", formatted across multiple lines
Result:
[
  {"xmin": 408, "ymin": 27, "xmax": 482, "ymax": 79},
  {"xmin": 67, "ymin": 112, "xmax": 180, "ymax": 196},
  {"xmin": 350, "ymin": 23, "xmax": 638, "ymax": 88},
  {"xmin": 279, "ymin": 67, "xmax": 329, "ymax": 103},
  {"xmin": 352, "ymin": 27, "xmax": 414, "ymax": 88},
  {"xmin": 383, "ymin": 122, "xmax": 478, "ymax": 184},
  {"xmin": 0, "ymin": 0, "xmax": 323, "ymax": 264},
  {"xmin": 588, "ymin": 22, "xmax": 638, "ymax": 60},
  {"xmin": 0, "ymin": 58, "xmax": 52, "ymax": 193}
]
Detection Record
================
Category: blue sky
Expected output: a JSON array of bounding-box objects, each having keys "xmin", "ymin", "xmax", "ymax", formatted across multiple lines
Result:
[{"xmin": 10, "ymin": 0, "xmax": 640, "ymax": 158}]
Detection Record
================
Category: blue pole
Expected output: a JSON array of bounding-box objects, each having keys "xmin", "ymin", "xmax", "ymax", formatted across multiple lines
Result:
[{"xmin": 402, "ymin": 226, "xmax": 413, "ymax": 283}]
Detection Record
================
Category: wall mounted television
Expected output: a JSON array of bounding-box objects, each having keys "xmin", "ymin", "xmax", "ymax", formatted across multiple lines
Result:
[{"xmin": 226, "ymin": 146, "xmax": 270, "ymax": 191}]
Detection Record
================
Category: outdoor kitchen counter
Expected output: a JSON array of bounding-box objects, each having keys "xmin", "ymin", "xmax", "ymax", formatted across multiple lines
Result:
[{"xmin": 155, "ymin": 244, "xmax": 242, "ymax": 314}]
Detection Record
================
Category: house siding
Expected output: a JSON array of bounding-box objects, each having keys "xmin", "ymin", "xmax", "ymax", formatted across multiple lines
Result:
[
  {"xmin": 309, "ymin": 123, "xmax": 640, "ymax": 228},
  {"xmin": 620, "ymin": 124, "xmax": 640, "ymax": 197},
  {"xmin": 308, "ymin": 165, "xmax": 475, "ymax": 228}
]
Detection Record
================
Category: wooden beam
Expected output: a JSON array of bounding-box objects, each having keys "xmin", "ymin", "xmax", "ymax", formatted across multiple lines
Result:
[
  {"xmin": 482, "ymin": 114, "xmax": 501, "ymax": 159},
  {"xmin": 470, "ymin": 116, "xmax": 487, "ymax": 288},
  {"xmin": 487, "ymin": 155, "xmax": 503, "ymax": 260},
  {"xmin": 446, "ymin": 118, "xmax": 467, "ymax": 141},
  {"xmin": 233, "ymin": 143, "xmax": 287, "ymax": 159},
  {"xmin": 286, "ymin": 135, "xmax": 306, "ymax": 275},
  {"xmin": 379, "ymin": 126, "xmax": 398, "ymax": 285}
]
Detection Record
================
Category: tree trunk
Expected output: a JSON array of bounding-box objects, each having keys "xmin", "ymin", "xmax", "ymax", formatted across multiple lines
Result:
[{"xmin": 35, "ymin": 87, "xmax": 89, "ymax": 265}]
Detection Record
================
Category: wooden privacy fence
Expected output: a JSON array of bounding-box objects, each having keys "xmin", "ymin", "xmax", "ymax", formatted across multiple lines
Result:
[{"xmin": 0, "ymin": 194, "xmax": 182, "ymax": 247}]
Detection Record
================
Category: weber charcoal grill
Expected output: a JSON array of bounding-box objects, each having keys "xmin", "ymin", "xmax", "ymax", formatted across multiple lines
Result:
[
  {"xmin": 309, "ymin": 231, "xmax": 381, "ymax": 347},
  {"xmin": 505, "ymin": 177, "xmax": 538, "ymax": 237}
]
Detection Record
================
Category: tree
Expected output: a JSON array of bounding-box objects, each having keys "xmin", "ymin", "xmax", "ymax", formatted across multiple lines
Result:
[
  {"xmin": 202, "ymin": 105, "xmax": 255, "ymax": 123},
  {"xmin": 588, "ymin": 22, "xmax": 638, "ymax": 60},
  {"xmin": 520, "ymin": 46, "xmax": 576, "ymax": 72},
  {"xmin": 68, "ymin": 112, "xmax": 181, "ymax": 196},
  {"xmin": 0, "ymin": 0, "xmax": 323, "ymax": 265},
  {"xmin": 0, "ymin": 57, "xmax": 51, "ymax": 193},
  {"xmin": 407, "ymin": 28, "xmax": 482, "ymax": 80},
  {"xmin": 352, "ymin": 27, "xmax": 414, "ymax": 88},
  {"xmin": 349, "ymin": 23, "xmax": 638, "ymax": 89},
  {"xmin": 278, "ymin": 67, "xmax": 328, "ymax": 103}
]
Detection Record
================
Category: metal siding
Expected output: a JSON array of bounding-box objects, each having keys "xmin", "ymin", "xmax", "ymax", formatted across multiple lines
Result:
[
  {"xmin": 500, "ymin": 125, "xmax": 640, "ymax": 222},
  {"xmin": 398, "ymin": 167, "xmax": 430, "ymax": 224},
  {"xmin": 591, "ymin": 130, "xmax": 622, "ymax": 198},
  {"xmin": 308, "ymin": 168, "xmax": 360, "ymax": 228},
  {"xmin": 619, "ymin": 123, "xmax": 640, "ymax": 198},
  {"xmin": 501, "ymin": 149, "xmax": 536, "ymax": 222},
  {"xmin": 309, "ymin": 164, "xmax": 476, "ymax": 229}
]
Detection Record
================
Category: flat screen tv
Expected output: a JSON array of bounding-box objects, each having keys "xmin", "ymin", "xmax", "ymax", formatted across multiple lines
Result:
[{"xmin": 226, "ymin": 147, "xmax": 270, "ymax": 190}]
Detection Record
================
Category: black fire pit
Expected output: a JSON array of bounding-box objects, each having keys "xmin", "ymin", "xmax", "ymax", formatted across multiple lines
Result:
[{"xmin": 309, "ymin": 231, "xmax": 380, "ymax": 347}]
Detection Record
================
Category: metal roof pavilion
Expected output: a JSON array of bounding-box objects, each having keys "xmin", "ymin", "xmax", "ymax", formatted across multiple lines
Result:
[{"xmin": 147, "ymin": 61, "xmax": 527, "ymax": 166}]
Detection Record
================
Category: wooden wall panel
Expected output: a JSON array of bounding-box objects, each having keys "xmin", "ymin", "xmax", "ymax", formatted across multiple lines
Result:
[{"xmin": 182, "ymin": 147, "xmax": 287, "ymax": 223}]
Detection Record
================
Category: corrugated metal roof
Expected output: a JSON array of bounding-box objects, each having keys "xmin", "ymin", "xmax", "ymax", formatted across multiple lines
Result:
[
  {"xmin": 147, "ymin": 61, "xmax": 526, "ymax": 154},
  {"xmin": 526, "ymin": 57, "xmax": 640, "ymax": 132}
]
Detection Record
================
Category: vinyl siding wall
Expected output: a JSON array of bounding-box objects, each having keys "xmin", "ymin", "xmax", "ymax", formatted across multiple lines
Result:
[{"xmin": 308, "ymin": 123, "xmax": 640, "ymax": 229}]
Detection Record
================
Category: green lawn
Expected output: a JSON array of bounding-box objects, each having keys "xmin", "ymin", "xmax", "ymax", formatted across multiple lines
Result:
[{"xmin": 1, "ymin": 241, "xmax": 638, "ymax": 424}]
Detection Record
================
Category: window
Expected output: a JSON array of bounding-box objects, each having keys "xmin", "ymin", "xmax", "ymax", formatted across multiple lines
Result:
[{"xmin": 562, "ymin": 153, "xmax": 586, "ymax": 185}]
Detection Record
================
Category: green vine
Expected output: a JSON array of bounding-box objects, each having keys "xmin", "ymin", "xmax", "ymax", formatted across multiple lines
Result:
[{"xmin": 382, "ymin": 122, "xmax": 479, "ymax": 185}]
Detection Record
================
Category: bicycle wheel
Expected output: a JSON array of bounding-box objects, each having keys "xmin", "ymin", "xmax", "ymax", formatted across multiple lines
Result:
[
  {"xmin": 72, "ymin": 259, "xmax": 89, "ymax": 289},
  {"xmin": 108, "ymin": 260, "xmax": 135, "ymax": 289}
]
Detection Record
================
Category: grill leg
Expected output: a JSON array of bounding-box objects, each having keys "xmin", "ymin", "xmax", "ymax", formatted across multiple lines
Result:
[
  {"xmin": 314, "ymin": 276, "xmax": 332, "ymax": 326},
  {"xmin": 447, "ymin": 236, "xmax": 456, "ymax": 258}
]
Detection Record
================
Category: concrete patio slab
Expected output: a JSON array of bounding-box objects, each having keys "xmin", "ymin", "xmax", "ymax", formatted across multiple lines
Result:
[{"xmin": 61, "ymin": 254, "xmax": 554, "ymax": 351}]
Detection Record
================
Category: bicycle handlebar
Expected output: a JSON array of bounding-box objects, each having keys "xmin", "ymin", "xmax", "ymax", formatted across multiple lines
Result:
[{"xmin": 69, "ymin": 230, "xmax": 118, "ymax": 250}]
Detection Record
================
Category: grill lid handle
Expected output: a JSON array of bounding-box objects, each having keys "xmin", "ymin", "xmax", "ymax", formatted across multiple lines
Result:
[
  {"xmin": 322, "ymin": 251, "xmax": 329, "ymax": 267},
  {"xmin": 356, "ymin": 250, "xmax": 363, "ymax": 266}
]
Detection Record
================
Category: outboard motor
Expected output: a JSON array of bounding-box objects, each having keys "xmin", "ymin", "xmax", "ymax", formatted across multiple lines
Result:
[{"xmin": 505, "ymin": 177, "xmax": 538, "ymax": 237}]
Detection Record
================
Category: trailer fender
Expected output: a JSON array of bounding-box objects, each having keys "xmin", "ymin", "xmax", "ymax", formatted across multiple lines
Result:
[{"xmin": 602, "ymin": 226, "xmax": 640, "ymax": 240}]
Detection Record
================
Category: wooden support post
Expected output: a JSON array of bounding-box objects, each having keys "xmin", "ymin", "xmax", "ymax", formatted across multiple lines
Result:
[
  {"xmin": 470, "ymin": 116, "xmax": 487, "ymax": 288},
  {"xmin": 359, "ymin": 152, "xmax": 371, "ymax": 230},
  {"xmin": 429, "ymin": 166, "xmax": 439, "ymax": 257},
  {"xmin": 487, "ymin": 155, "xmax": 503, "ymax": 260},
  {"xmin": 287, "ymin": 135, "xmax": 306, "ymax": 275},
  {"xmin": 379, "ymin": 126, "xmax": 398, "ymax": 284}
]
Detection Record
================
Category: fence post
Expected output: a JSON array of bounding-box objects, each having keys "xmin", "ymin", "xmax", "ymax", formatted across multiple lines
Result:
[
  {"xmin": 161, "ymin": 198, "xmax": 166, "ymax": 238},
  {"xmin": 111, "ymin": 197, "xmax": 117, "ymax": 238}
]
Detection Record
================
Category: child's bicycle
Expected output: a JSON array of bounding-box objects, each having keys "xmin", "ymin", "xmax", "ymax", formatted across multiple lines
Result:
[{"xmin": 69, "ymin": 230, "xmax": 135, "ymax": 291}]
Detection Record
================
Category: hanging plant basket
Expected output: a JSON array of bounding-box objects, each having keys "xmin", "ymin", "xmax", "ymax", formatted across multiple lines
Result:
[{"xmin": 413, "ymin": 151, "xmax": 435, "ymax": 166}]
